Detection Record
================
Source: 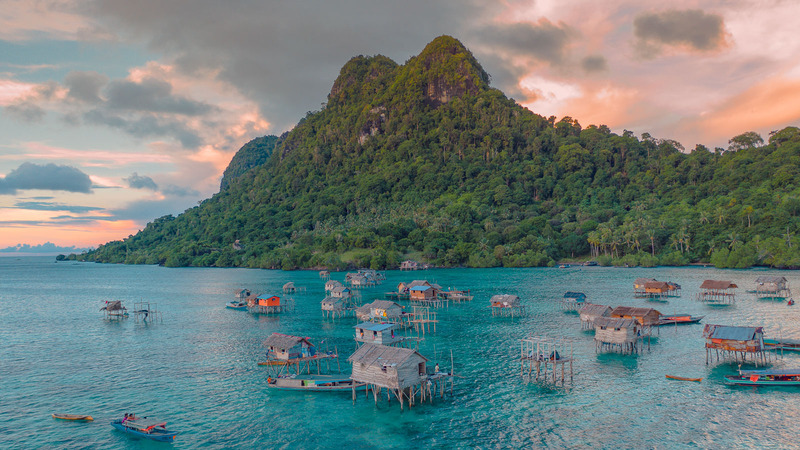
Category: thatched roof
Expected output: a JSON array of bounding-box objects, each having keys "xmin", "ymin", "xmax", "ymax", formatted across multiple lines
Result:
[
  {"xmin": 102, "ymin": 300, "xmax": 125, "ymax": 311},
  {"xmin": 700, "ymin": 280, "xmax": 738, "ymax": 290},
  {"xmin": 348, "ymin": 343, "xmax": 427, "ymax": 366},
  {"xmin": 644, "ymin": 281, "xmax": 669, "ymax": 290},
  {"xmin": 408, "ymin": 280, "xmax": 442, "ymax": 290},
  {"xmin": 368, "ymin": 300, "xmax": 402, "ymax": 310},
  {"xmin": 321, "ymin": 297, "xmax": 345, "ymax": 307},
  {"xmin": 755, "ymin": 276, "xmax": 787, "ymax": 284},
  {"xmin": 579, "ymin": 303, "xmax": 612, "ymax": 316},
  {"xmin": 611, "ymin": 306, "xmax": 661, "ymax": 318},
  {"xmin": 331, "ymin": 286, "xmax": 350, "ymax": 295},
  {"xmin": 634, "ymin": 277, "xmax": 657, "ymax": 287},
  {"xmin": 702, "ymin": 324, "xmax": 763, "ymax": 340},
  {"xmin": 593, "ymin": 317, "xmax": 639, "ymax": 329},
  {"xmin": 283, "ymin": 282, "xmax": 295, "ymax": 289},
  {"xmin": 264, "ymin": 333, "xmax": 312, "ymax": 349}
]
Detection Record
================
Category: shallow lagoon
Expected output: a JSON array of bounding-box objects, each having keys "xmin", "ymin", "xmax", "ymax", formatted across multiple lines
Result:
[{"xmin": 2, "ymin": 257, "xmax": 800, "ymax": 448}]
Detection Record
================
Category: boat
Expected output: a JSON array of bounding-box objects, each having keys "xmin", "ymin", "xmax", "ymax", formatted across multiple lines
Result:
[
  {"xmin": 267, "ymin": 374, "xmax": 367, "ymax": 392},
  {"xmin": 558, "ymin": 264, "xmax": 571, "ymax": 268},
  {"xmin": 724, "ymin": 369, "xmax": 800, "ymax": 386},
  {"xmin": 52, "ymin": 413, "xmax": 93, "ymax": 421},
  {"xmin": 763, "ymin": 338, "xmax": 800, "ymax": 352},
  {"xmin": 583, "ymin": 261, "xmax": 598, "ymax": 266},
  {"xmin": 226, "ymin": 301, "xmax": 247, "ymax": 310},
  {"xmin": 665, "ymin": 375, "xmax": 702, "ymax": 382},
  {"xmin": 657, "ymin": 314, "xmax": 704, "ymax": 326},
  {"xmin": 111, "ymin": 417, "xmax": 179, "ymax": 442}
]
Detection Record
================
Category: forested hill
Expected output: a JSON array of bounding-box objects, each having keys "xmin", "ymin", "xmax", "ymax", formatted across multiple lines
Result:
[{"xmin": 81, "ymin": 35, "xmax": 800, "ymax": 270}]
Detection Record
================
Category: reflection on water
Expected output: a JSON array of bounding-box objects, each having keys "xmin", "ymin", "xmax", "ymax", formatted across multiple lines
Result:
[{"xmin": 2, "ymin": 258, "xmax": 800, "ymax": 448}]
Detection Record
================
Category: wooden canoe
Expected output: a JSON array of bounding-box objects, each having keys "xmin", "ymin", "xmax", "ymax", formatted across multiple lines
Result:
[
  {"xmin": 52, "ymin": 413, "xmax": 94, "ymax": 421},
  {"xmin": 665, "ymin": 375, "xmax": 702, "ymax": 382}
]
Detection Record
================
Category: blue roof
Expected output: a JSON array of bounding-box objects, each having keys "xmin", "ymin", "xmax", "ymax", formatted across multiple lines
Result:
[
  {"xmin": 563, "ymin": 292, "xmax": 586, "ymax": 301},
  {"xmin": 410, "ymin": 286, "xmax": 431, "ymax": 291},
  {"xmin": 708, "ymin": 325, "xmax": 760, "ymax": 341},
  {"xmin": 354, "ymin": 322, "xmax": 395, "ymax": 331}
]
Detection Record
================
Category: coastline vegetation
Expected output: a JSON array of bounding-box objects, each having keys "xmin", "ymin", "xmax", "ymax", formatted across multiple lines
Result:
[{"xmin": 74, "ymin": 36, "xmax": 800, "ymax": 270}]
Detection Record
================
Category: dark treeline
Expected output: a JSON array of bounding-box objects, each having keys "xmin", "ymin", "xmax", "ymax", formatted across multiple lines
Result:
[{"xmin": 77, "ymin": 36, "xmax": 800, "ymax": 270}]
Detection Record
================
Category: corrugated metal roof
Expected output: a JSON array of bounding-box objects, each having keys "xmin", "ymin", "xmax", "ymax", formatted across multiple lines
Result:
[
  {"xmin": 368, "ymin": 300, "xmax": 401, "ymax": 310},
  {"xmin": 354, "ymin": 322, "xmax": 396, "ymax": 331},
  {"xmin": 611, "ymin": 306, "xmax": 660, "ymax": 317},
  {"xmin": 264, "ymin": 333, "xmax": 311, "ymax": 349},
  {"xmin": 410, "ymin": 286, "xmax": 431, "ymax": 291},
  {"xmin": 490, "ymin": 294, "xmax": 520, "ymax": 304},
  {"xmin": 348, "ymin": 343, "xmax": 427, "ymax": 365},
  {"xmin": 579, "ymin": 303, "xmax": 612, "ymax": 316},
  {"xmin": 563, "ymin": 292, "xmax": 586, "ymax": 300},
  {"xmin": 703, "ymin": 324, "xmax": 762, "ymax": 340}
]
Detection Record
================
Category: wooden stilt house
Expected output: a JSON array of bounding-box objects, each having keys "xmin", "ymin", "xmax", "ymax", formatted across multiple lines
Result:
[
  {"xmin": 609, "ymin": 306, "xmax": 662, "ymax": 335},
  {"xmin": 319, "ymin": 270, "xmax": 330, "ymax": 280},
  {"xmin": 490, "ymin": 294, "xmax": 525, "ymax": 317},
  {"xmin": 356, "ymin": 300, "xmax": 407, "ymax": 326},
  {"xmin": 100, "ymin": 300, "xmax": 128, "ymax": 319},
  {"xmin": 561, "ymin": 292, "xmax": 587, "ymax": 311},
  {"xmin": 325, "ymin": 280, "xmax": 343, "ymax": 293},
  {"xmin": 593, "ymin": 317, "xmax": 644, "ymax": 354},
  {"xmin": 703, "ymin": 324, "xmax": 770, "ymax": 366},
  {"xmin": 349, "ymin": 343, "xmax": 451, "ymax": 410},
  {"xmin": 282, "ymin": 282, "xmax": 296, "ymax": 294},
  {"xmin": 633, "ymin": 278, "xmax": 656, "ymax": 297},
  {"xmin": 754, "ymin": 276, "xmax": 791, "ymax": 299},
  {"xmin": 400, "ymin": 260, "xmax": 419, "ymax": 271},
  {"xmin": 261, "ymin": 333, "xmax": 339, "ymax": 376},
  {"xmin": 578, "ymin": 304, "xmax": 612, "ymax": 330},
  {"xmin": 354, "ymin": 322, "xmax": 405, "ymax": 346},
  {"xmin": 248, "ymin": 295, "xmax": 292, "ymax": 314},
  {"xmin": 696, "ymin": 280, "xmax": 738, "ymax": 304}
]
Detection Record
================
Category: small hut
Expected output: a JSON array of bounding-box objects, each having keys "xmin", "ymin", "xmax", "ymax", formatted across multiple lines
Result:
[
  {"xmin": 248, "ymin": 295, "xmax": 292, "ymax": 314},
  {"xmin": 319, "ymin": 270, "xmax": 330, "ymax": 280},
  {"xmin": 633, "ymin": 278, "xmax": 656, "ymax": 296},
  {"xmin": 325, "ymin": 280, "xmax": 343, "ymax": 293},
  {"xmin": 100, "ymin": 300, "xmax": 128, "ymax": 319},
  {"xmin": 610, "ymin": 306, "xmax": 662, "ymax": 333},
  {"xmin": 754, "ymin": 276, "xmax": 791, "ymax": 299},
  {"xmin": 261, "ymin": 333, "xmax": 338, "ymax": 376},
  {"xmin": 265, "ymin": 333, "xmax": 316, "ymax": 361},
  {"xmin": 400, "ymin": 260, "xmax": 419, "ymax": 271},
  {"xmin": 283, "ymin": 282, "xmax": 296, "ymax": 294},
  {"xmin": 354, "ymin": 322, "xmax": 404, "ymax": 346},
  {"xmin": 321, "ymin": 297, "xmax": 351, "ymax": 319},
  {"xmin": 490, "ymin": 294, "xmax": 525, "ymax": 317},
  {"xmin": 234, "ymin": 289, "xmax": 251, "ymax": 301},
  {"xmin": 330, "ymin": 286, "xmax": 352, "ymax": 299},
  {"xmin": 356, "ymin": 300, "xmax": 406, "ymax": 325},
  {"xmin": 593, "ymin": 317, "xmax": 644, "ymax": 354},
  {"xmin": 703, "ymin": 324, "xmax": 770, "ymax": 366},
  {"xmin": 696, "ymin": 280, "xmax": 738, "ymax": 303},
  {"xmin": 349, "ymin": 343, "xmax": 435, "ymax": 410},
  {"xmin": 561, "ymin": 292, "xmax": 587, "ymax": 311},
  {"xmin": 409, "ymin": 285, "xmax": 437, "ymax": 302},
  {"xmin": 578, "ymin": 304, "xmax": 612, "ymax": 330}
]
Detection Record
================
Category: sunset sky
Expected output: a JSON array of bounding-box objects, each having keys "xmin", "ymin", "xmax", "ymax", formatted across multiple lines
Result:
[{"xmin": 2, "ymin": 0, "xmax": 799, "ymax": 249}]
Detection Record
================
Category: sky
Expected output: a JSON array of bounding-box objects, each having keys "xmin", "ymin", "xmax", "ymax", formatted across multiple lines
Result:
[{"xmin": 1, "ymin": 0, "xmax": 799, "ymax": 249}]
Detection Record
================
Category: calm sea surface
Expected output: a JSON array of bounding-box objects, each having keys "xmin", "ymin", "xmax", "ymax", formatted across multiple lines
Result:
[{"xmin": 2, "ymin": 257, "xmax": 800, "ymax": 449}]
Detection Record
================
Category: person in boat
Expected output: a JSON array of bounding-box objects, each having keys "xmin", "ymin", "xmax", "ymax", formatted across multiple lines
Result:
[{"xmin": 122, "ymin": 413, "xmax": 129, "ymax": 424}]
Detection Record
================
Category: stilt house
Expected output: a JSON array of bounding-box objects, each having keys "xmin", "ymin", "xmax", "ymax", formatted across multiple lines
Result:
[
  {"xmin": 348, "ymin": 343, "xmax": 428, "ymax": 403},
  {"xmin": 754, "ymin": 276, "xmax": 790, "ymax": 299},
  {"xmin": 561, "ymin": 291, "xmax": 587, "ymax": 311},
  {"xmin": 490, "ymin": 294, "xmax": 525, "ymax": 317},
  {"xmin": 702, "ymin": 324, "xmax": 768, "ymax": 366},
  {"xmin": 593, "ymin": 317, "xmax": 643, "ymax": 354},
  {"xmin": 578, "ymin": 304, "xmax": 612, "ymax": 329},
  {"xmin": 354, "ymin": 322, "xmax": 403, "ymax": 346},
  {"xmin": 697, "ymin": 280, "xmax": 738, "ymax": 303},
  {"xmin": 264, "ymin": 333, "xmax": 316, "ymax": 361},
  {"xmin": 400, "ymin": 260, "xmax": 419, "ymax": 271},
  {"xmin": 282, "ymin": 282, "xmax": 296, "ymax": 294}
]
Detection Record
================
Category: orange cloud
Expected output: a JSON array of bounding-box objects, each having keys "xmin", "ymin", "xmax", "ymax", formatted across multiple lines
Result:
[
  {"xmin": 680, "ymin": 76, "xmax": 800, "ymax": 146},
  {"xmin": 0, "ymin": 219, "xmax": 141, "ymax": 249}
]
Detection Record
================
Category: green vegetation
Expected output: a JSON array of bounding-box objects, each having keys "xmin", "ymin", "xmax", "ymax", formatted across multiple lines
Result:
[{"xmin": 79, "ymin": 36, "xmax": 800, "ymax": 270}]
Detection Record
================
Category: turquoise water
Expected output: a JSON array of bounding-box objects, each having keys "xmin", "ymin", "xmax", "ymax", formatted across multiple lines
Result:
[{"xmin": 2, "ymin": 257, "xmax": 800, "ymax": 448}]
